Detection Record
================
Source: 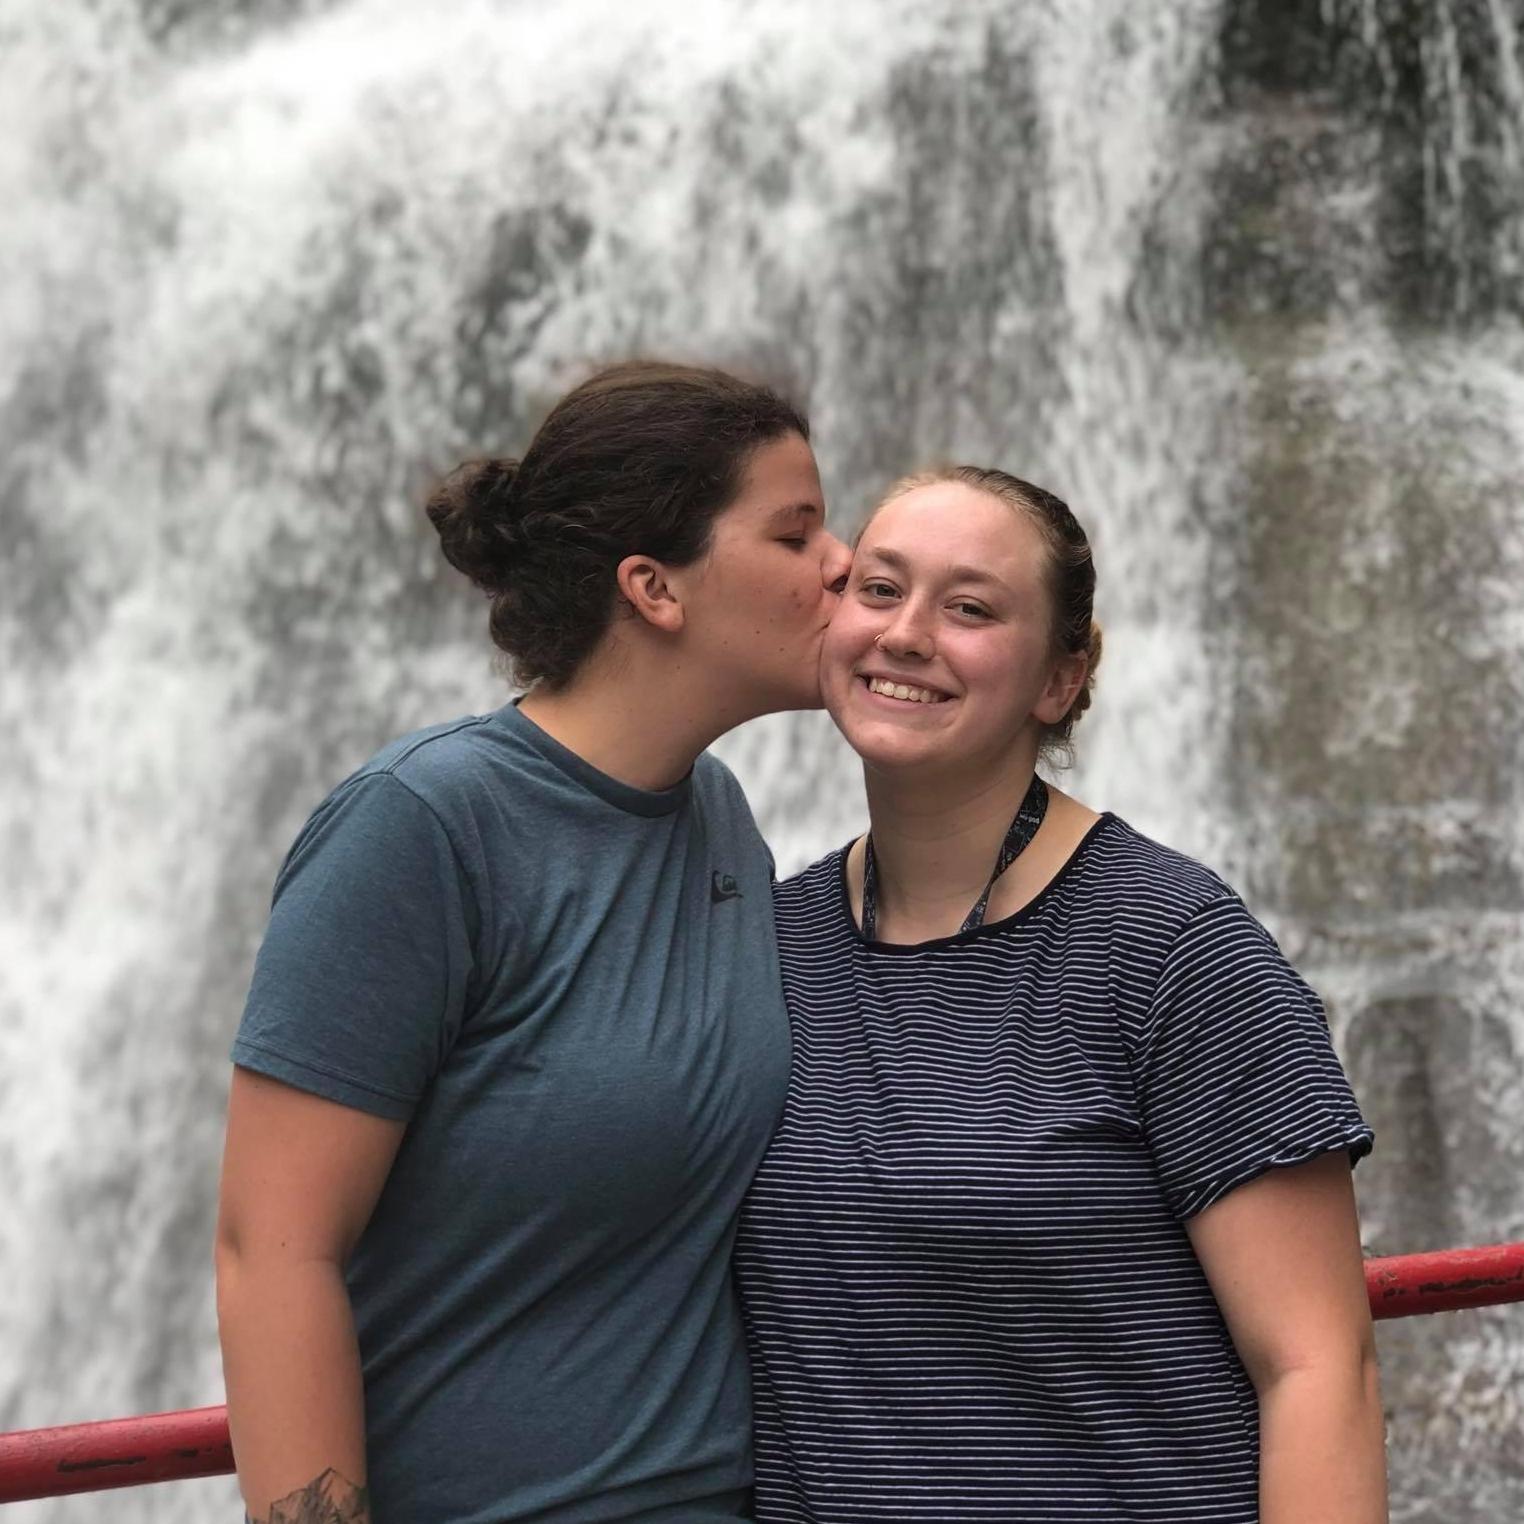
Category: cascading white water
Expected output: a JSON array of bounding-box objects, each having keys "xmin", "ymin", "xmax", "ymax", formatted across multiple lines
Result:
[{"xmin": 2, "ymin": 3, "xmax": 1521, "ymax": 1519}]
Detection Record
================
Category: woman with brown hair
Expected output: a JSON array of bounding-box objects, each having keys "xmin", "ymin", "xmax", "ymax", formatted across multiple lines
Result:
[
  {"xmin": 215, "ymin": 361, "xmax": 850, "ymax": 1524},
  {"xmin": 737, "ymin": 466, "xmax": 1387, "ymax": 1523}
]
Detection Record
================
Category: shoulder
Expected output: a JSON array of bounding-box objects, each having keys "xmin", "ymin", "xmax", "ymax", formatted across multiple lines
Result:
[
  {"xmin": 691, "ymin": 750, "xmax": 754, "ymax": 818},
  {"xmin": 1066, "ymin": 815, "xmax": 1239, "ymax": 939},
  {"xmin": 358, "ymin": 711, "xmax": 504, "ymax": 804},
  {"xmin": 1082, "ymin": 819, "xmax": 1293, "ymax": 960},
  {"xmin": 1083, "ymin": 826, "xmax": 1318, "ymax": 1033},
  {"xmin": 772, "ymin": 846, "xmax": 850, "ymax": 922},
  {"xmin": 332, "ymin": 705, "xmax": 557, "ymax": 841},
  {"xmin": 286, "ymin": 712, "xmax": 504, "ymax": 875},
  {"xmin": 1032, "ymin": 816, "xmax": 1265, "ymax": 1009},
  {"xmin": 691, "ymin": 751, "xmax": 776, "ymax": 864}
]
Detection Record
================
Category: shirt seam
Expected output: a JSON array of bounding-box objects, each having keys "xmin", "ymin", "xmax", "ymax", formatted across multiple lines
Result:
[
  {"xmin": 1122, "ymin": 890, "xmax": 1244, "ymax": 1081},
  {"xmin": 345, "ymin": 769, "xmax": 511, "ymax": 969},
  {"xmin": 232, "ymin": 1034, "xmax": 419, "ymax": 1107},
  {"xmin": 501, "ymin": 704, "xmax": 696, "ymax": 819}
]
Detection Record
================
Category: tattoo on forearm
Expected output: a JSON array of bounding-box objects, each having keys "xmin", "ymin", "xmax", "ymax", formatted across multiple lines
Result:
[{"xmin": 245, "ymin": 1468, "xmax": 371, "ymax": 1524}]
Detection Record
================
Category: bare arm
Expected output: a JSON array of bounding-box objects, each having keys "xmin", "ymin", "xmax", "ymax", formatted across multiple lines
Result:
[
  {"xmin": 216, "ymin": 1067, "xmax": 406, "ymax": 1523},
  {"xmin": 1187, "ymin": 1151, "xmax": 1387, "ymax": 1524}
]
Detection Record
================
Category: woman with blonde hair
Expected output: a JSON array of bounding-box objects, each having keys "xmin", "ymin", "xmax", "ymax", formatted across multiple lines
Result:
[{"xmin": 737, "ymin": 466, "xmax": 1387, "ymax": 1523}]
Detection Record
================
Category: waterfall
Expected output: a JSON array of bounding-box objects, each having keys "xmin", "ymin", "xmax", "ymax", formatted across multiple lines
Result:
[{"xmin": 2, "ymin": 2, "xmax": 1520, "ymax": 1518}]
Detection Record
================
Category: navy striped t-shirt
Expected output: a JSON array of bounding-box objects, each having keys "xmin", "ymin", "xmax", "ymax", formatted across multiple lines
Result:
[{"xmin": 735, "ymin": 813, "xmax": 1373, "ymax": 1523}]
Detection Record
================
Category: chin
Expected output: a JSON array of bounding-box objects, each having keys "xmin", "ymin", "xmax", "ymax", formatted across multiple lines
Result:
[{"xmin": 830, "ymin": 714, "xmax": 934, "ymax": 771}]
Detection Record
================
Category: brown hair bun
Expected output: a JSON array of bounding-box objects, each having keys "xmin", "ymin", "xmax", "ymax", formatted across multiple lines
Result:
[{"xmin": 425, "ymin": 457, "xmax": 522, "ymax": 594}]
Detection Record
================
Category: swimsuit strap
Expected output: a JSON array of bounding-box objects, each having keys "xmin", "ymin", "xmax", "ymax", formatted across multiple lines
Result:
[{"xmin": 860, "ymin": 774, "xmax": 1049, "ymax": 943}]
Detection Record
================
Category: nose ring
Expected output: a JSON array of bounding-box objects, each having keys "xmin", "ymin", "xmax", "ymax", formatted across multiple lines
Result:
[{"xmin": 873, "ymin": 633, "xmax": 884, "ymax": 648}]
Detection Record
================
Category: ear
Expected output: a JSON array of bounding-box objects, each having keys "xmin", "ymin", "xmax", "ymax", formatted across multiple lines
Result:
[
  {"xmin": 615, "ymin": 554, "xmax": 686, "ymax": 634},
  {"xmin": 1033, "ymin": 649, "xmax": 1089, "ymax": 726}
]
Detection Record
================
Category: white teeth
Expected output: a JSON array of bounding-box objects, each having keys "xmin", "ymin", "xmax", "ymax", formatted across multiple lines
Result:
[{"xmin": 867, "ymin": 677, "xmax": 945, "ymax": 704}]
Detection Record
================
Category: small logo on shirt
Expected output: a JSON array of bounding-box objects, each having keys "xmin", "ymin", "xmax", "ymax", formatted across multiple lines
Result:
[{"xmin": 711, "ymin": 871, "xmax": 744, "ymax": 904}]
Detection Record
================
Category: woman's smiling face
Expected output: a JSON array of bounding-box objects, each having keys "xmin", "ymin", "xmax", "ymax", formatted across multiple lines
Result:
[{"xmin": 821, "ymin": 481, "xmax": 1081, "ymax": 774}]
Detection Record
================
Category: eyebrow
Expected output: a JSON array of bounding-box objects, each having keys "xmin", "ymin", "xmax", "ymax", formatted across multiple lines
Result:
[
  {"xmin": 860, "ymin": 545, "xmax": 1014, "ymax": 594},
  {"xmin": 767, "ymin": 502, "xmax": 823, "ymax": 527}
]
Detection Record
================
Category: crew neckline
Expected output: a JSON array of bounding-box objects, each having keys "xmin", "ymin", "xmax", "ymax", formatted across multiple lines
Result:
[
  {"xmin": 835, "ymin": 812, "xmax": 1118, "ymax": 953},
  {"xmin": 496, "ymin": 701, "xmax": 693, "ymax": 818}
]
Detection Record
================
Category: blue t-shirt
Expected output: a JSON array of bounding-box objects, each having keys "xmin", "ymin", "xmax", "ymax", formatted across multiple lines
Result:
[
  {"xmin": 736, "ymin": 814, "xmax": 1373, "ymax": 1523},
  {"xmin": 232, "ymin": 703, "xmax": 792, "ymax": 1523}
]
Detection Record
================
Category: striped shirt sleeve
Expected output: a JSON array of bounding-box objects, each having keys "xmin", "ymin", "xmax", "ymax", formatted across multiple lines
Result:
[{"xmin": 1132, "ymin": 893, "xmax": 1373, "ymax": 1220}]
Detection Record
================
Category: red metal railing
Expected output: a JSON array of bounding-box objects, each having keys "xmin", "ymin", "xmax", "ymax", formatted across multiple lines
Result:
[
  {"xmin": 1364, "ymin": 1239, "xmax": 1524, "ymax": 1320},
  {"xmin": 3, "ymin": 1240, "xmax": 1522, "ymax": 1505},
  {"xmin": 0, "ymin": 1404, "xmax": 232, "ymax": 1505}
]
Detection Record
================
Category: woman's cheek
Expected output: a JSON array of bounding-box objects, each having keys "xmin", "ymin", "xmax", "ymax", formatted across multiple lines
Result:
[
  {"xmin": 820, "ymin": 607, "xmax": 856, "ymax": 663},
  {"xmin": 825, "ymin": 592, "xmax": 866, "ymax": 637},
  {"xmin": 817, "ymin": 619, "xmax": 860, "ymax": 710}
]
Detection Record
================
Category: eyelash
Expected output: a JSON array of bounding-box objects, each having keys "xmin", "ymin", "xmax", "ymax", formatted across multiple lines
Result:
[{"xmin": 860, "ymin": 581, "xmax": 990, "ymax": 620}]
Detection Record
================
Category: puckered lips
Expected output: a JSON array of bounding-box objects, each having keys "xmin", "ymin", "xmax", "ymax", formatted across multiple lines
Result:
[{"xmin": 856, "ymin": 668, "xmax": 955, "ymax": 707}]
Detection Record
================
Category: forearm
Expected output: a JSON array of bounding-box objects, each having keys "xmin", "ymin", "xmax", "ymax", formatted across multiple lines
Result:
[
  {"xmin": 1257, "ymin": 1355, "xmax": 1387, "ymax": 1524},
  {"xmin": 217, "ymin": 1250, "xmax": 371, "ymax": 1523}
]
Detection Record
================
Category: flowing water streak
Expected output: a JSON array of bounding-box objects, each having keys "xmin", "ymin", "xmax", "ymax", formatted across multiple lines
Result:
[{"xmin": 1026, "ymin": 0, "xmax": 1235, "ymax": 859}]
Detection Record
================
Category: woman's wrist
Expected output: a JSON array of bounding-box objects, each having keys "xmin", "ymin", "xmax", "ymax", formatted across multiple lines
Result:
[{"xmin": 245, "ymin": 1468, "xmax": 370, "ymax": 1524}]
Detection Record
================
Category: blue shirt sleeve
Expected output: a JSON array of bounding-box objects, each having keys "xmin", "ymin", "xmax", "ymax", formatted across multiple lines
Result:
[
  {"xmin": 231, "ymin": 772, "xmax": 477, "ymax": 1120},
  {"xmin": 1133, "ymin": 894, "xmax": 1373, "ymax": 1220}
]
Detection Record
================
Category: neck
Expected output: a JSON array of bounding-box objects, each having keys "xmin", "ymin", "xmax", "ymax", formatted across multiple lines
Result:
[
  {"xmin": 862, "ymin": 743, "xmax": 1042, "ymax": 925},
  {"xmin": 516, "ymin": 640, "xmax": 754, "ymax": 793}
]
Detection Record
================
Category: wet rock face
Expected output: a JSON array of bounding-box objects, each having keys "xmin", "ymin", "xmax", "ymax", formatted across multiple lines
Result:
[
  {"xmin": 1217, "ymin": 0, "xmax": 1524, "ymax": 322},
  {"xmin": 1213, "ymin": 340, "xmax": 1524, "ymax": 1524},
  {"xmin": 835, "ymin": 28, "xmax": 1064, "ymax": 493},
  {"xmin": 131, "ymin": 0, "xmax": 338, "ymax": 52},
  {"xmin": 1202, "ymin": 6, "xmax": 1524, "ymax": 1517}
]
